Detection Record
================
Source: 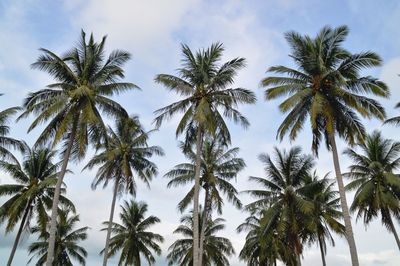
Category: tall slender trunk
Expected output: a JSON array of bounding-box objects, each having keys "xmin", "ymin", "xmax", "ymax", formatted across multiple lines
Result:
[
  {"xmin": 199, "ymin": 187, "xmax": 211, "ymax": 266},
  {"xmin": 329, "ymin": 134, "xmax": 359, "ymax": 266},
  {"xmin": 318, "ymin": 235, "xmax": 327, "ymax": 266},
  {"xmin": 387, "ymin": 213, "xmax": 400, "ymax": 251},
  {"xmin": 45, "ymin": 122, "xmax": 77, "ymax": 266},
  {"xmin": 7, "ymin": 203, "xmax": 30, "ymax": 266},
  {"xmin": 192, "ymin": 127, "xmax": 203, "ymax": 266},
  {"xmin": 102, "ymin": 176, "xmax": 120, "ymax": 266}
]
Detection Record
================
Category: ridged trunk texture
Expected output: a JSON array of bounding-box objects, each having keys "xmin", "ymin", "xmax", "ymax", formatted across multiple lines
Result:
[{"xmin": 329, "ymin": 134, "xmax": 359, "ymax": 266}]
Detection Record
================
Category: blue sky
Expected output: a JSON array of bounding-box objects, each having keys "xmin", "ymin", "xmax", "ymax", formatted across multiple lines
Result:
[{"xmin": 1, "ymin": 0, "xmax": 400, "ymax": 265}]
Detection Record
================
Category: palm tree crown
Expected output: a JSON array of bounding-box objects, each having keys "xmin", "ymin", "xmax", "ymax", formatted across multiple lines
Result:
[
  {"xmin": 344, "ymin": 131, "xmax": 400, "ymax": 249},
  {"xmin": 167, "ymin": 209, "xmax": 235, "ymax": 266},
  {"xmin": 85, "ymin": 115, "xmax": 164, "ymax": 195},
  {"xmin": 101, "ymin": 200, "xmax": 164, "ymax": 266},
  {"xmin": 28, "ymin": 209, "xmax": 88, "ymax": 266},
  {"xmin": 0, "ymin": 146, "xmax": 75, "ymax": 265},
  {"xmin": 154, "ymin": 42, "xmax": 256, "ymax": 144},
  {"xmin": 244, "ymin": 147, "xmax": 316, "ymax": 262},
  {"xmin": 19, "ymin": 30, "xmax": 138, "ymax": 157},
  {"xmin": 262, "ymin": 25, "xmax": 388, "ymax": 153},
  {"xmin": 165, "ymin": 138, "xmax": 244, "ymax": 213}
]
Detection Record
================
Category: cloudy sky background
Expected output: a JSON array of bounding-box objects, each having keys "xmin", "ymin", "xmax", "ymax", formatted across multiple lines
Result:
[{"xmin": 1, "ymin": 0, "xmax": 400, "ymax": 265}]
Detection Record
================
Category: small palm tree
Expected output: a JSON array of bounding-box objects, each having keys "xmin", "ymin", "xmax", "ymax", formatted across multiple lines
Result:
[
  {"xmin": 262, "ymin": 25, "xmax": 389, "ymax": 266},
  {"xmin": 385, "ymin": 102, "xmax": 400, "ymax": 126},
  {"xmin": 244, "ymin": 147, "xmax": 316, "ymax": 265},
  {"xmin": 101, "ymin": 200, "xmax": 163, "ymax": 266},
  {"xmin": 303, "ymin": 173, "xmax": 346, "ymax": 266},
  {"xmin": 0, "ymin": 146, "xmax": 75, "ymax": 266},
  {"xmin": 165, "ymin": 137, "xmax": 244, "ymax": 257},
  {"xmin": 237, "ymin": 213, "xmax": 294, "ymax": 266},
  {"xmin": 154, "ymin": 43, "xmax": 255, "ymax": 265},
  {"xmin": 344, "ymin": 131, "xmax": 400, "ymax": 250},
  {"xmin": 28, "ymin": 209, "xmax": 88, "ymax": 266},
  {"xmin": 167, "ymin": 209, "xmax": 235, "ymax": 266},
  {"xmin": 0, "ymin": 95, "xmax": 24, "ymax": 162},
  {"xmin": 84, "ymin": 116, "xmax": 163, "ymax": 266},
  {"xmin": 19, "ymin": 30, "xmax": 138, "ymax": 265}
]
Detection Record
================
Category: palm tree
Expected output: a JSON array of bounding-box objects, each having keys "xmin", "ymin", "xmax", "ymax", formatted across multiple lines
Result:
[
  {"xmin": 18, "ymin": 30, "xmax": 138, "ymax": 265},
  {"xmin": 165, "ymin": 137, "xmax": 244, "ymax": 258},
  {"xmin": 344, "ymin": 131, "xmax": 400, "ymax": 250},
  {"xmin": 244, "ymin": 147, "xmax": 316, "ymax": 265},
  {"xmin": 262, "ymin": 25, "xmax": 389, "ymax": 265},
  {"xmin": 101, "ymin": 200, "xmax": 164, "ymax": 266},
  {"xmin": 237, "ymin": 213, "xmax": 294, "ymax": 266},
  {"xmin": 303, "ymin": 173, "xmax": 346, "ymax": 266},
  {"xmin": 0, "ymin": 94, "xmax": 24, "ymax": 162},
  {"xmin": 84, "ymin": 116, "xmax": 163, "ymax": 266},
  {"xmin": 167, "ymin": 208, "xmax": 235, "ymax": 266},
  {"xmin": 0, "ymin": 146, "xmax": 75, "ymax": 266},
  {"xmin": 28, "ymin": 209, "xmax": 88, "ymax": 266},
  {"xmin": 385, "ymin": 102, "xmax": 400, "ymax": 126},
  {"xmin": 154, "ymin": 43, "xmax": 255, "ymax": 265}
]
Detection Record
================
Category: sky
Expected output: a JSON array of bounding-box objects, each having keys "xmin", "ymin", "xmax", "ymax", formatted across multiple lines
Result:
[{"xmin": 1, "ymin": 0, "xmax": 400, "ymax": 265}]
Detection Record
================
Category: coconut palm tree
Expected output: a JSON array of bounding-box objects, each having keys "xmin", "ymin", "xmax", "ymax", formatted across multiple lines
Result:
[
  {"xmin": 0, "ymin": 146, "xmax": 75, "ymax": 266},
  {"xmin": 385, "ymin": 102, "xmax": 400, "ymax": 126},
  {"xmin": 237, "ymin": 213, "xmax": 295, "ymax": 266},
  {"xmin": 28, "ymin": 209, "xmax": 88, "ymax": 266},
  {"xmin": 18, "ymin": 30, "xmax": 138, "ymax": 265},
  {"xmin": 84, "ymin": 116, "xmax": 163, "ymax": 266},
  {"xmin": 0, "ymin": 95, "xmax": 24, "ymax": 162},
  {"xmin": 303, "ymin": 173, "xmax": 346, "ymax": 266},
  {"xmin": 244, "ymin": 147, "xmax": 316, "ymax": 265},
  {"xmin": 262, "ymin": 25, "xmax": 389, "ymax": 265},
  {"xmin": 167, "ymin": 208, "xmax": 235, "ymax": 266},
  {"xmin": 344, "ymin": 131, "xmax": 400, "ymax": 250},
  {"xmin": 101, "ymin": 200, "xmax": 163, "ymax": 266},
  {"xmin": 154, "ymin": 43, "xmax": 255, "ymax": 265},
  {"xmin": 165, "ymin": 137, "xmax": 244, "ymax": 257}
]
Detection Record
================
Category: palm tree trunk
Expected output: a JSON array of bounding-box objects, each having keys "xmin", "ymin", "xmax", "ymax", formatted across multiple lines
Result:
[
  {"xmin": 387, "ymin": 214, "xmax": 400, "ymax": 251},
  {"xmin": 329, "ymin": 134, "xmax": 359, "ymax": 266},
  {"xmin": 199, "ymin": 187, "xmax": 211, "ymax": 266},
  {"xmin": 102, "ymin": 176, "xmax": 120, "ymax": 266},
  {"xmin": 7, "ymin": 203, "xmax": 30, "ymax": 266},
  {"xmin": 318, "ymin": 235, "xmax": 327, "ymax": 266},
  {"xmin": 193, "ymin": 126, "xmax": 203, "ymax": 266},
  {"xmin": 45, "ymin": 123, "xmax": 77, "ymax": 266},
  {"xmin": 296, "ymin": 254, "xmax": 302, "ymax": 266}
]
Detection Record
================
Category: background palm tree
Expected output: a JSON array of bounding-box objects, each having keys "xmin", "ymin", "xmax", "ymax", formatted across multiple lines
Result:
[
  {"xmin": 0, "ymin": 146, "xmax": 75, "ymax": 266},
  {"xmin": 238, "ymin": 212, "xmax": 297, "ymax": 266},
  {"xmin": 28, "ymin": 209, "xmax": 88, "ymax": 266},
  {"xmin": 101, "ymin": 200, "xmax": 163, "ymax": 266},
  {"xmin": 262, "ymin": 25, "xmax": 389, "ymax": 265},
  {"xmin": 385, "ymin": 102, "xmax": 400, "ymax": 126},
  {"xmin": 167, "ymin": 208, "xmax": 235, "ymax": 266},
  {"xmin": 84, "ymin": 116, "xmax": 163, "ymax": 266},
  {"xmin": 165, "ymin": 137, "xmax": 244, "ymax": 257},
  {"xmin": 244, "ymin": 147, "xmax": 316, "ymax": 265},
  {"xmin": 18, "ymin": 30, "xmax": 138, "ymax": 265},
  {"xmin": 0, "ymin": 95, "xmax": 24, "ymax": 162},
  {"xmin": 303, "ymin": 173, "xmax": 346, "ymax": 266},
  {"xmin": 154, "ymin": 43, "xmax": 255, "ymax": 265},
  {"xmin": 344, "ymin": 131, "xmax": 400, "ymax": 250}
]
